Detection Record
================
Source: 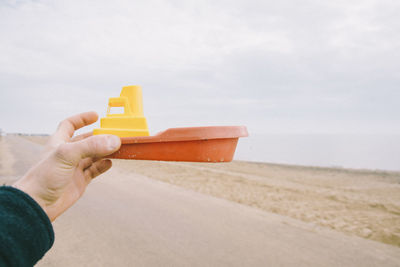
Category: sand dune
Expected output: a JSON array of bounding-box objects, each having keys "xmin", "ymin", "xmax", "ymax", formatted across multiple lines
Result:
[{"xmin": 1, "ymin": 136, "xmax": 400, "ymax": 266}]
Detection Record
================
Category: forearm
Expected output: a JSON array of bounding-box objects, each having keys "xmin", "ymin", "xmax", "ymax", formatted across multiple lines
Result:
[{"xmin": 0, "ymin": 186, "xmax": 54, "ymax": 266}]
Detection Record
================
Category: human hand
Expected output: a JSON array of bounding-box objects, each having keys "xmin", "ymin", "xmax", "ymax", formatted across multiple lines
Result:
[{"xmin": 13, "ymin": 111, "xmax": 121, "ymax": 221}]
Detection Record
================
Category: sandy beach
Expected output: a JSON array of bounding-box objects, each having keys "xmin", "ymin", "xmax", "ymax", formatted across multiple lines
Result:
[
  {"xmin": 1, "ymin": 135, "xmax": 400, "ymax": 266},
  {"xmin": 124, "ymin": 159, "xmax": 400, "ymax": 247}
]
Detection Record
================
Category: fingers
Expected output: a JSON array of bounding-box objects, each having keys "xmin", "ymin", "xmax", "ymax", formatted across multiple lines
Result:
[
  {"xmin": 54, "ymin": 135, "xmax": 121, "ymax": 165},
  {"xmin": 79, "ymin": 156, "xmax": 102, "ymax": 170},
  {"xmin": 84, "ymin": 159, "xmax": 112, "ymax": 182},
  {"xmin": 71, "ymin": 131, "xmax": 93, "ymax": 142},
  {"xmin": 52, "ymin": 112, "xmax": 98, "ymax": 145},
  {"xmin": 79, "ymin": 157, "xmax": 94, "ymax": 170}
]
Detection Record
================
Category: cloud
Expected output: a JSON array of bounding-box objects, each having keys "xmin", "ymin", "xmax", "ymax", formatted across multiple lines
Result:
[{"xmin": 0, "ymin": 0, "xmax": 399, "ymax": 134}]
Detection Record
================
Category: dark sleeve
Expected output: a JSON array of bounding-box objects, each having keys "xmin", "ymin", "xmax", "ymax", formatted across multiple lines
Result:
[{"xmin": 0, "ymin": 186, "xmax": 54, "ymax": 267}]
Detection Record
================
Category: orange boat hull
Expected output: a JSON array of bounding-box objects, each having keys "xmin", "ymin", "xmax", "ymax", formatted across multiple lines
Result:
[
  {"xmin": 107, "ymin": 126, "xmax": 247, "ymax": 162},
  {"xmin": 110, "ymin": 138, "xmax": 239, "ymax": 162}
]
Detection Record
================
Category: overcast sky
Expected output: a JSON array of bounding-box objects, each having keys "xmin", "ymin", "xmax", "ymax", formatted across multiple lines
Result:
[{"xmin": 0, "ymin": 0, "xmax": 399, "ymax": 135}]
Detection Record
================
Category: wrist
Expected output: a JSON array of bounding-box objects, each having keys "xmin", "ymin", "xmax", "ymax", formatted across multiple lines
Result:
[{"xmin": 12, "ymin": 177, "xmax": 51, "ymax": 221}]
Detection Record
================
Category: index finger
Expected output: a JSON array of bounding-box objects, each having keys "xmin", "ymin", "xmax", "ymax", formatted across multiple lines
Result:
[{"xmin": 52, "ymin": 111, "xmax": 99, "ymax": 144}]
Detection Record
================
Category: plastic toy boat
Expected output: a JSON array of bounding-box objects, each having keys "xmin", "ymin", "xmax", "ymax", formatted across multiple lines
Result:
[{"xmin": 94, "ymin": 86, "xmax": 248, "ymax": 162}]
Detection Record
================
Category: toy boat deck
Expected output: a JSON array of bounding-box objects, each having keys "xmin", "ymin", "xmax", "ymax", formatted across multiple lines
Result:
[{"xmin": 108, "ymin": 126, "xmax": 248, "ymax": 162}]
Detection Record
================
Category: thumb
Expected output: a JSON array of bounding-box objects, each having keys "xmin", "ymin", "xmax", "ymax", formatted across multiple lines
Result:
[{"xmin": 55, "ymin": 135, "xmax": 121, "ymax": 165}]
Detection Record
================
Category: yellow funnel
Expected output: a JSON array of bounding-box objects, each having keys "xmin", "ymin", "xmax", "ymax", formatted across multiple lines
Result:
[{"xmin": 93, "ymin": 85, "xmax": 150, "ymax": 137}]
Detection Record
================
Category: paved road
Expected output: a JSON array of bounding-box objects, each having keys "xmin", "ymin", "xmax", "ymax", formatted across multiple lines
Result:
[{"xmin": 3, "ymin": 137, "xmax": 400, "ymax": 266}]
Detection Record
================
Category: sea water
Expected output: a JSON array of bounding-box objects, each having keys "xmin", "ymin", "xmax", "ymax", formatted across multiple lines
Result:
[{"xmin": 234, "ymin": 134, "xmax": 400, "ymax": 171}]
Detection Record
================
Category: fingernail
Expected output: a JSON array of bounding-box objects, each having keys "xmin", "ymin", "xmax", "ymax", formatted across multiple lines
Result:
[{"xmin": 107, "ymin": 135, "xmax": 121, "ymax": 150}]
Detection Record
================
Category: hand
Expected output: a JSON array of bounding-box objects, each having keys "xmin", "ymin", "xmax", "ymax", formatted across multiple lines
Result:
[{"xmin": 13, "ymin": 111, "xmax": 121, "ymax": 221}]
